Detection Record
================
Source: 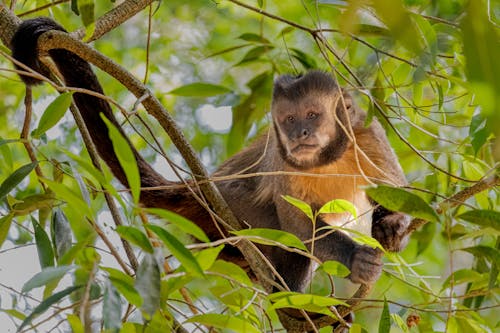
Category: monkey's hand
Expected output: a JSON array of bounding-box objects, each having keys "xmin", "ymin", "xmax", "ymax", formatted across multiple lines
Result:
[
  {"xmin": 348, "ymin": 245, "xmax": 383, "ymax": 284},
  {"xmin": 372, "ymin": 212, "xmax": 410, "ymax": 252}
]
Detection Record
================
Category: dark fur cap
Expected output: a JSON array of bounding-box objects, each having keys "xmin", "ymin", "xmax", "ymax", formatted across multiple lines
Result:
[{"xmin": 272, "ymin": 71, "xmax": 339, "ymax": 102}]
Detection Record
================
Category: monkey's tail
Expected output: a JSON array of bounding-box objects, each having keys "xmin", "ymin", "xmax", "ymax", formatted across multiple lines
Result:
[{"xmin": 11, "ymin": 18, "xmax": 216, "ymax": 236}]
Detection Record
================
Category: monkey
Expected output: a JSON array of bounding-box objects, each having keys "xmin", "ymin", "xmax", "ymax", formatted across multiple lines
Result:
[{"xmin": 11, "ymin": 17, "xmax": 410, "ymax": 296}]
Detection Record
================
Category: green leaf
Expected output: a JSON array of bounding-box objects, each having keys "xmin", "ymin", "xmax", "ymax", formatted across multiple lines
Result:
[
  {"xmin": 71, "ymin": 0, "xmax": 79, "ymax": 15},
  {"xmin": 116, "ymin": 226, "xmax": 154, "ymax": 254},
  {"xmin": 41, "ymin": 179, "xmax": 92, "ymax": 218},
  {"xmin": 236, "ymin": 45, "xmax": 274, "ymax": 65},
  {"xmin": 0, "ymin": 213, "xmax": 13, "ymax": 248},
  {"xmin": 391, "ymin": 313, "xmax": 409, "ymax": 333},
  {"xmin": 232, "ymin": 228, "xmax": 307, "ymax": 251},
  {"xmin": 378, "ymin": 298, "xmax": 391, "ymax": 333},
  {"xmin": 206, "ymin": 43, "xmax": 252, "ymax": 58},
  {"xmin": 350, "ymin": 323, "xmax": 364, "ymax": 333},
  {"xmin": 281, "ymin": 195, "xmax": 314, "ymax": 221},
  {"xmin": 318, "ymin": 199, "xmax": 357, "ymax": 218},
  {"xmin": 269, "ymin": 292, "xmax": 347, "ymax": 317},
  {"xmin": 102, "ymin": 266, "xmax": 135, "ymax": 285},
  {"xmin": 0, "ymin": 138, "xmax": 20, "ymax": 147},
  {"xmin": 78, "ymin": 0, "xmax": 95, "ymax": 27},
  {"xmin": 0, "ymin": 162, "xmax": 38, "ymax": 200},
  {"xmin": 366, "ymin": 185, "xmax": 439, "ymax": 223},
  {"xmin": 457, "ymin": 210, "xmax": 500, "ymax": 231},
  {"xmin": 371, "ymin": 0, "xmax": 424, "ymax": 54},
  {"xmin": 58, "ymin": 236, "xmax": 93, "ymax": 266},
  {"xmin": 12, "ymin": 193, "xmax": 55, "ymax": 216},
  {"xmin": 22, "ymin": 265, "xmax": 75, "ymax": 293},
  {"xmin": 32, "ymin": 217, "xmax": 55, "ymax": 268},
  {"xmin": 318, "ymin": 260, "xmax": 350, "ymax": 278},
  {"xmin": 460, "ymin": 246, "xmax": 500, "ymax": 269},
  {"xmin": 146, "ymin": 225, "xmax": 204, "ymax": 277},
  {"xmin": 0, "ymin": 308, "xmax": 25, "ymax": 321},
  {"xmin": 66, "ymin": 314, "xmax": 84, "ymax": 333},
  {"xmin": 103, "ymin": 280, "xmax": 122, "ymax": 331},
  {"xmin": 168, "ymin": 82, "xmax": 231, "ymax": 97},
  {"xmin": 31, "ymin": 92, "xmax": 73, "ymax": 138},
  {"xmin": 290, "ymin": 48, "xmax": 318, "ymax": 69},
  {"xmin": 227, "ymin": 71, "xmax": 273, "ymax": 154},
  {"xmin": 238, "ymin": 33, "xmax": 270, "ymax": 44},
  {"xmin": 441, "ymin": 269, "xmax": 483, "ymax": 291},
  {"xmin": 357, "ymin": 24, "xmax": 391, "ymax": 36},
  {"xmin": 102, "ymin": 116, "xmax": 140, "ymax": 204},
  {"xmin": 194, "ymin": 245, "xmax": 225, "ymax": 270},
  {"xmin": 351, "ymin": 233, "xmax": 384, "ymax": 251},
  {"xmin": 103, "ymin": 267, "xmax": 142, "ymax": 307},
  {"xmin": 186, "ymin": 314, "xmax": 261, "ymax": 333},
  {"xmin": 135, "ymin": 253, "xmax": 161, "ymax": 319},
  {"xmin": 210, "ymin": 260, "xmax": 252, "ymax": 286},
  {"xmin": 51, "ymin": 209, "xmax": 73, "ymax": 260},
  {"xmin": 461, "ymin": 0, "xmax": 500, "ymax": 119},
  {"xmin": 146, "ymin": 208, "xmax": 209, "ymax": 242},
  {"xmin": 18, "ymin": 285, "xmax": 82, "ymax": 332}
]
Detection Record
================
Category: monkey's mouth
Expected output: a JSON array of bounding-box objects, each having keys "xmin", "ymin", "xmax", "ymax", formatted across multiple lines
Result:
[{"xmin": 291, "ymin": 144, "xmax": 319, "ymax": 154}]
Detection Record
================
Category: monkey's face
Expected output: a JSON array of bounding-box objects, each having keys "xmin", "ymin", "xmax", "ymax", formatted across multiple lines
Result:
[{"xmin": 273, "ymin": 93, "xmax": 350, "ymax": 170}]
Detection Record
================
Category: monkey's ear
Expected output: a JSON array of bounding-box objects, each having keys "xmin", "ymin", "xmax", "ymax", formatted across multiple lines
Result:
[
  {"xmin": 273, "ymin": 74, "xmax": 295, "ymax": 100},
  {"xmin": 339, "ymin": 88, "xmax": 354, "ymax": 110}
]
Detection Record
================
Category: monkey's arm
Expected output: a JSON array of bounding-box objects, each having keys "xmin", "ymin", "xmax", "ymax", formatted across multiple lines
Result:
[{"xmin": 356, "ymin": 119, "xmax": 410, "ymax": 252}]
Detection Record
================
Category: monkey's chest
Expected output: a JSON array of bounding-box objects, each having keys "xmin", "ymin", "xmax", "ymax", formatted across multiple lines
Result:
[
  {"xmin": 289, "ymin": 173, "xmax": 373, "ymax": 236},
  {"xmin": 320, "ymin": 192, "xmax": 373, "ymax": 236}
]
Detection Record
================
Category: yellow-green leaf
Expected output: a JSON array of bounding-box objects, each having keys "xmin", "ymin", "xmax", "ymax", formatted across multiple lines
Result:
[
  {"xmin": 187, "ymin": 314, "xmax": 260, "ymax": 333},
  {"xmin": 366, "ymin": 185, "xmax": 439, "ymax": 223},
  {"xmin": 318, "ymin": 199, "xmax": 357, "ymax": 219},
  {"xmin": 146, "ymin": 208, "xmax": 209, "ymax": 242},
  {"xmin": 116, "ymin": 226, "xmax": 153, "ymax": 254},
  {"xmin": 0, "ymin": 162, "xmax": 38, "ymax": 200},
  {"xmin": 269, "ymin": 291, "xmax": 347, "ymax": 317},
  {"xmin": 146, "ymin": 225, "xmax": 204, "ymax": 277},
  {"xmin": 281, "ymin": 195, "xmax": 314, "ymax": 221},
  {"xmin": 32, "ymin": 93, "xmax": 73, "ymax": 138},
  {"xmin": 232, "ymin": 228, "xmax": 307, "ymax": 251},
  {"xmin": 102, "ymin": 116, "xmax": 140, "ymax": 204},
  {"xmin": 168, "ymin": 82, "xmax": 231, "ymax": 97}
]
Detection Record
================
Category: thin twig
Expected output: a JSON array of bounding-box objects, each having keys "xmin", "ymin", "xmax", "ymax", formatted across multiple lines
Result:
[
  {"xmin": 21, "ymin": 86, "xmax": 46, "ymax": 189},
  {"xmin": 405, "ymin": 174, "xmax": 500, "ymax": 235}
]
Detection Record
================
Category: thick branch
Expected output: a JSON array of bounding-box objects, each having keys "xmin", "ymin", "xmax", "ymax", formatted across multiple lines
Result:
[
  {"xmin": 0, "ymin": 4, "xmax": 21, "ymax": 48},
  {"xmin": 0, "ymin": 0, "xmax": 154, "ymax": 46},
  {"xmin": 405, "ymin": 174, "xmax": 500, "ymax": 235},
  {"xmin": 70, "ymin": 0, "xmax": 155, "ymax": 42}
]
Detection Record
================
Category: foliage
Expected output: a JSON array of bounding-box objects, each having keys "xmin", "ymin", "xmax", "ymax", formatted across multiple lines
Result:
[{"xmin": 0, "ymin": 0, "xmax": 499, "ymax": 332}]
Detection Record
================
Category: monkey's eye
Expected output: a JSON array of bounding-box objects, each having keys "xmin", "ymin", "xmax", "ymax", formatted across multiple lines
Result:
[
  {"xmin": 286, "ymin": 115, "xmax": 295, "ymax": 123},
  {"xmin": 306, "ymin": 112, "xmax": 318, "ymax": 120}
]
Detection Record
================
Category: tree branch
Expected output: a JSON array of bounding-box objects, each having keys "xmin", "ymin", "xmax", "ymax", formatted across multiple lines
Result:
[{"xmin": 405, "ymin": 174, "xmax": 500, "ymax": 235}]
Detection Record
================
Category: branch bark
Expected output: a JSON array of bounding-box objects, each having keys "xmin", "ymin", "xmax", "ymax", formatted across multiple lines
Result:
[{"xmin": 405, "ymin": 174, "xmax": 500, "ymax": 235}]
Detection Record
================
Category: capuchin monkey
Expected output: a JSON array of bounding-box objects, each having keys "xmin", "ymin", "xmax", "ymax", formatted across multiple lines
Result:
[{"xmin": 11, "ymin": 18, "xmax": 410, "ymax": 294}]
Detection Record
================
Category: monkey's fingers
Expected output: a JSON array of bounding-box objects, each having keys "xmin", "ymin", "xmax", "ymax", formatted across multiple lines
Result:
[
  {"xmin": 372, "ymin": 213, "xmax": 410, "ymax": 252},
  {"xmin": 348, "ymin": 246, "xmax": 383, "ymax": 284}
]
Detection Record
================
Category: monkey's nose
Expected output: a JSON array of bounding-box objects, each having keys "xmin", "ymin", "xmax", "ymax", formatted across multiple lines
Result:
[{"xmin": 301, "ymin": 128, "xmax": 310, "ymax": 138}]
